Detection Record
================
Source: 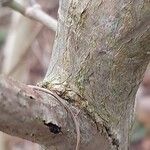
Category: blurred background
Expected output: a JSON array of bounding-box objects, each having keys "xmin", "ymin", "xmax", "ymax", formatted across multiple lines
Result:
[{"xmin": 0, "ymin": 0, "xmax": 150, "ymax": 150}]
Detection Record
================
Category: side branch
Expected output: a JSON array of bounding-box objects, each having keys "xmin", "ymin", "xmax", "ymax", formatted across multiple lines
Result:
[
  {"xmin": 1, "ymin": 0, "xmax": 57, "ymax": 31},
  {"xmin": 0, "ymin": 76, "xmax": 101, "ymax": 149}
]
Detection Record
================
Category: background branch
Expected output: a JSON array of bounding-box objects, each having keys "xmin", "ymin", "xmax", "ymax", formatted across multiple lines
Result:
[{"xmin": 1, "ymin": 0, "xmax": 57, "ymax": 31}]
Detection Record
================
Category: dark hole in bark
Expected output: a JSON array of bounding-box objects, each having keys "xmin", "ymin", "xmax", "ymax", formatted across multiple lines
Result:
[
  {"xmin": 43, "ymin": 121, "xmax": 61, "ymax": 134},
  {"xmin": 29, "ymin": 96, "xmax": 34, "ymax": 99}
]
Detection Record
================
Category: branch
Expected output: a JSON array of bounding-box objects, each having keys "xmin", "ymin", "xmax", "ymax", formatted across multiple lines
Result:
[
  {"xmin": 0, "ymin": 76, "xmax": 100, "ymax": 149},
  {"xmin": 28, "ymin": 85, "xmax": 80, "ymax": 150},
  {"xmin": 1, "ymin": 0, "xmax": 57, "ymax": 31}
]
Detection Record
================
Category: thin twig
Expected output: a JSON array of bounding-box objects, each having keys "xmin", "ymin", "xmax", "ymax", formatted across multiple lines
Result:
[
  {"xmin": 28, "ymin": 85, "xmax": 80, "ymax": 150},
  {"xmin": 1, "ymin": 0, "xmax": 57, "ymax": 31}
]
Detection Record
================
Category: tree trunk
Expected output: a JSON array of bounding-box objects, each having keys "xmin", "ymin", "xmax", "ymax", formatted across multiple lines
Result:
[
  {"xmin": 0, "ymin": 0, "xmax": 149, "ymax": 150},
  {"xmin": 44, "ymin": 0, "xmax": 150, "ymax": 149}
]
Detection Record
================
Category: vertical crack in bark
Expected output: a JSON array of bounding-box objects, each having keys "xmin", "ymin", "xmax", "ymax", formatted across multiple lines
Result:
[{"xmin": 104, "ymin": 125, "xmax": 119, "ymax": 150}]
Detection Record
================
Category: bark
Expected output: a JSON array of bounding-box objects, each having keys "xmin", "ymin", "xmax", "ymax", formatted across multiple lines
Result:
[
  {"xmin": 0, "ymin": 76, "xmax": 108, "ymax": 150},
  {"xmin": 0, "ymin": 0, "xmax": 149, "ymax": 150},
  {"xmin": 44, "ymin": 0, "xmax": 150, "ymax": 149}
]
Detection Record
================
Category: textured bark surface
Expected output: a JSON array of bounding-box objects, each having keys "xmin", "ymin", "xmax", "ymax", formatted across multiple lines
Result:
[
  {"xmin": 0, "ymin": 76, "xmax": 110, "ymax": 150},
  {"xmin": 45, "ymin": 0, "xmax": 150, "ymax": 149}
]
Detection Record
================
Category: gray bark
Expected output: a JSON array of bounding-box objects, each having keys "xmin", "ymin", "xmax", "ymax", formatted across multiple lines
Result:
[
  {"xmin": 0, "ymin": 0, "xmax": 149, "ymax": 150},
  {"xmin": 44, "ymin": 0, "xmax": 150, "ymax": 149}
]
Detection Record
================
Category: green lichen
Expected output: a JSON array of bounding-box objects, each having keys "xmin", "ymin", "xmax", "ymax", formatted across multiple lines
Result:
[
  {"xmin": 0, "ymin": 30, "xmax": 6, "ymax": 46},
  {"xmin": 75, "ymin": 67, "xmax": 86, "ymax": 96}
]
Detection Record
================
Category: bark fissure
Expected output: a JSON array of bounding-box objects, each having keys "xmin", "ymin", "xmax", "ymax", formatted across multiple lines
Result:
[{"xmin": 104, "ymin": 125, "xmax": 119, "ymax": 150}]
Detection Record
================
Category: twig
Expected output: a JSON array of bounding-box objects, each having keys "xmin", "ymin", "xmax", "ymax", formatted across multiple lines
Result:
[
  {"xmin": 1, "ymin": 0, "xmax": 57, "ymax": 31},
  {"xmin": 28, "ymin": 85, "xmax": 80, "ymax": 150}
]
